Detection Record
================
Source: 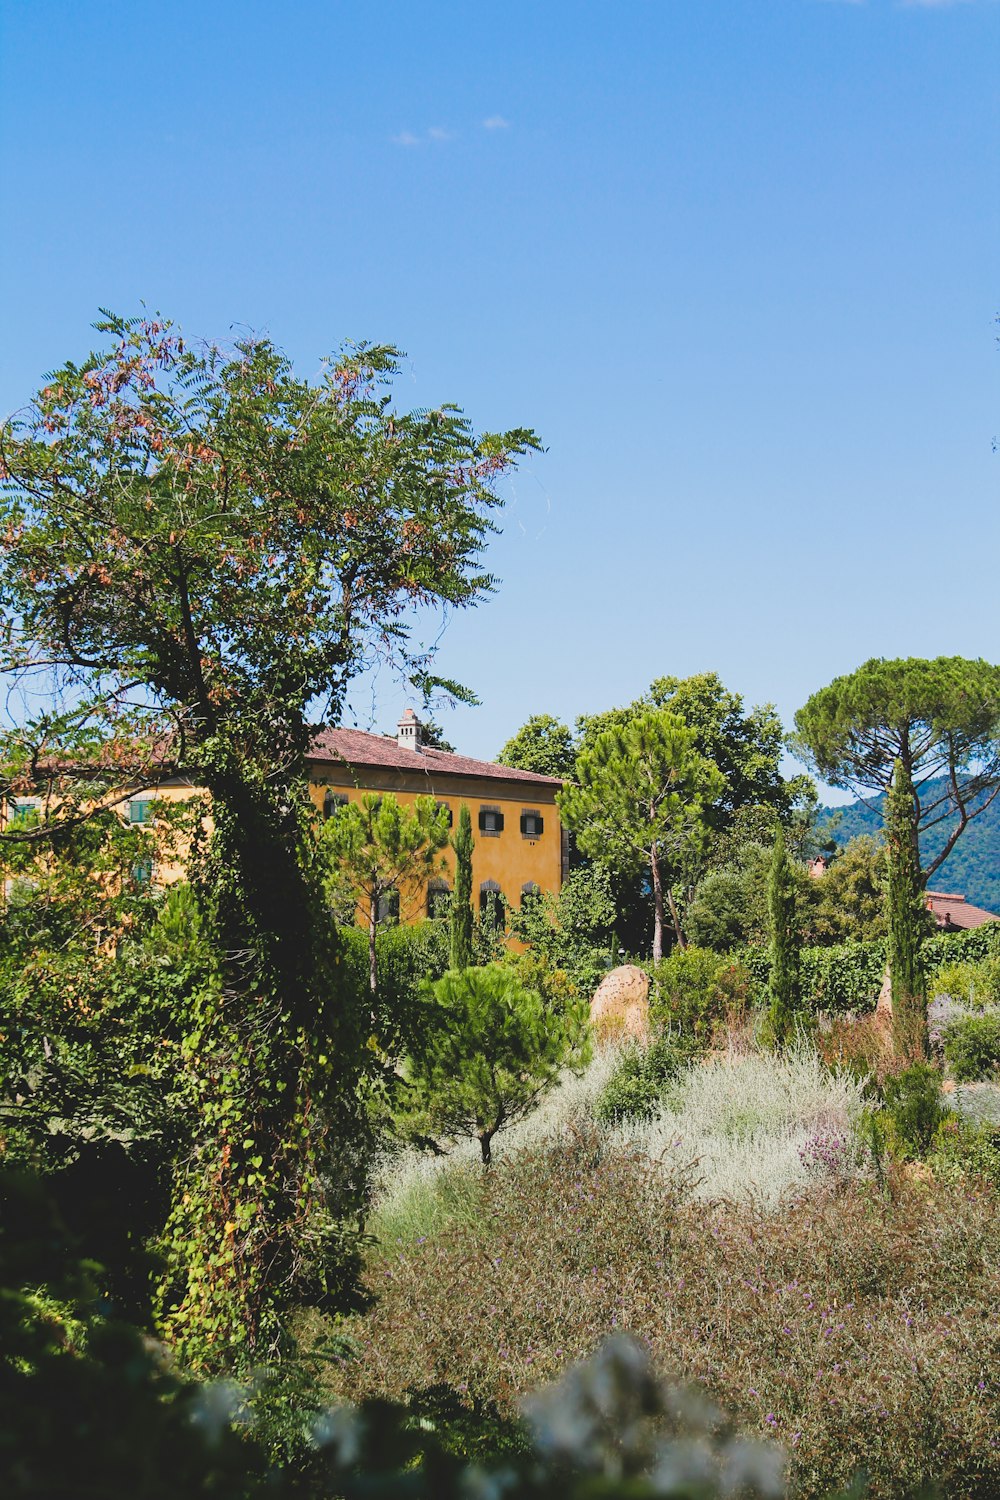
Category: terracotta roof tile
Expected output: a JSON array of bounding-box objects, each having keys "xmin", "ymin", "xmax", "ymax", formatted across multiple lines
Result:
[
  {"xmin": 925, "ymin": 891, "xmax": 1000, "ymax": 930},
  {"xmin": 306, "ymin": 726, "xmax": 563, "ymax": 787}
]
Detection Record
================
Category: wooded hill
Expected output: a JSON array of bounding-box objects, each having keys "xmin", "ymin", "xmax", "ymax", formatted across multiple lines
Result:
[{"xmin": 818, "ymin": 775, "xmax": 1000, "ymax": 914}]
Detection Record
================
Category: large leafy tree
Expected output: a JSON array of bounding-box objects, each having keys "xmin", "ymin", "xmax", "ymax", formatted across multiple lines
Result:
[
  {"xmin": 321, "ymin": 792, "xmax": 450, "ymax": 998},
  {"xmin": 0, "ymin": 312, "xmax": 537, "ymax": 1362},
  {"xmin": 558, "ymin": 709, "xmax": 722, "ymax": 963},
  {"xmin": 793, "ymin": 656, "xmax": 1000, "ymax": 885},
  {"xmin": 497, "ymin": 713, "xmax": 576, "ymax": 779}
]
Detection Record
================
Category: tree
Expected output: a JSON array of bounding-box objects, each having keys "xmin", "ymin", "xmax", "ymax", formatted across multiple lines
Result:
[
  {"xmin": 406, "ymin": 966, "xmax": 589, "ymax": 1164},
  {"xmin": 558, "ymin": 710, "xmax": 722, "ymax": 963},
  {"xmin": 766, "ymin": 827, "xmax": 800, "ymax": 1043},
  {"xmin": 497, "ymin": 714, "xmax": 576, "ymax": 779},
  {"xmin": 571, "ymin": 675, "xmax": 813, "ymax": 951},
  {"xmin": 508, "ymin": 865, "xmax": 617, "ymax": 995},
  {"xmin": 321, "ymin": 793, "xmax": 450, "ymax": 999},
  {"xmin": 885, "ymin": 759, "xmax": 930, "ymax": 1060},
  {"xmin": 449, "ymin": 803, "xmax": 474, "ymax": 971},
  {"xmin": 793, "ymin": 657, "xmax": 1000, "ymax": 885},
  {"xmin": 800, "ymin": 835, "xmax": 886, "ymax": 947},
  {"xmin": 0, "ymin": 312, "xmax": 537, "ymax": 1362}
]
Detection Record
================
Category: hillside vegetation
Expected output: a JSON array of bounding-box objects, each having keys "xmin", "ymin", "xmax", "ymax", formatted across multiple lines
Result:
[{"xmin": 819, "ymin": 776, "xmax": 1000, "ymax": 914}]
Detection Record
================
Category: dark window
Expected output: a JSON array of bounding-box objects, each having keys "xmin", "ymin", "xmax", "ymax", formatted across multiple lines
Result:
[
  {"xmin": 323, "ymin": 789, "xmax": 349, "ymax": 820},
  {"xmin": 377, "ymin": 888, "xmax": 400, "ymax": 924},
  {"xmin": 427, "ymin": 880, "xmax": 451, "ymax": 919},
  {"xmin": 520, "ymin": 810, "xmax": 544, "ymax": 839},
  {"xmin": 132, "ymin": 858, "xmax": 154, "ymax": 886},
  {"xmin": 521, "ymin": 882, "xmax": 541, "ymax": 907},
  {"xmin": 129, "ymin": 800, "xmax": 153, "ymax": 825},
  {"xmin": 11, "ymin": 802, "xmax": 37, "ymax": 823},
  {"xmin": 435, "ymin": 801, "xmax": 453, "ymax": 828},
  {"xmin": 478, "ymin": 806, "xmax": 505, "ymax": 836},
  {"xmin": 479, "ymin": 881, "xmax": 505, "ymax": 931}
]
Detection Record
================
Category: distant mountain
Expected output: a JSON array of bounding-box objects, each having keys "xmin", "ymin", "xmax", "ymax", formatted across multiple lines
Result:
[{"xmin": 816, "ymin": 776, "xmax": 1000, "ymax": 916}]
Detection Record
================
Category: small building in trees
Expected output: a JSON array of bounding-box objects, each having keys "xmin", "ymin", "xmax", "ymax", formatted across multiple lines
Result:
[
  {"xmin": 925, "ymin": 890, "xmax": 999, "ymax": 932},
  {"xmin": 307, "ymin": 711, "xmax": 566, "ymax": 925}
]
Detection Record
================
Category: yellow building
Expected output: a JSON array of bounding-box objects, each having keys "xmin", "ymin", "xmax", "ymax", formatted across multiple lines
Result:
[
  {"xmin": 306, "ymin": 710, "xmax": 566, "ymax": 923},
  {"xmin": 2, "ymin": 710, "xmax": 566, "ymax": 922}
]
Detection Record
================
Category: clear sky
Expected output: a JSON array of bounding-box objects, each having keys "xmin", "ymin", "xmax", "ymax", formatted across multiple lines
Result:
[{"xmin": 1, "ymin": 0, "xmax": 997, "ymax": 782}]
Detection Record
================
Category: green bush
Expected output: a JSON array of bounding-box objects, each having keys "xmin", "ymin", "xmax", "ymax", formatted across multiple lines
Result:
[
  {"xmin": 648, "ymin": 947, "xmax": 750, "ymax": 1036},
  {"xmin": 943, "ymin": 1013, "xmax": 1000, "ymax": 1083},
  {"xmin": 931, "ymin": 958, "xmax": 1000, "ymax": 1008},
  {"xmin": 593, "ymin": 1033, "xmax": 702, "ymax": 1124},
  {"xmin": 930, "ymin": 1117, "xmax": 1000, "ymax": 1193},
  {"xmin": 882, "ymin": 1063, "xmax": 950, "ymax": 1157}
]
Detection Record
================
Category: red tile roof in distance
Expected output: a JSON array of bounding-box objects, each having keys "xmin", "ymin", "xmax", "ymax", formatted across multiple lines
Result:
[
  {"xmin": 307, "ymin": 727, "xmax": 563, "ymax": 786},
  {"xmin": 925, "ymin": 891, "xmax": 1000, "ymax": 930}
]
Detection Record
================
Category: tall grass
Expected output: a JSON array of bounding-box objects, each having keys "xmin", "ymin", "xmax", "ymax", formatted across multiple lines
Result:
[
  {"xmin": 369, "ymin": 1043, "xmax": 868, "ymax": 1243},
  {"xmin": 615, "ymin": 1044, "xmax": 869, "ymax": 1204}
]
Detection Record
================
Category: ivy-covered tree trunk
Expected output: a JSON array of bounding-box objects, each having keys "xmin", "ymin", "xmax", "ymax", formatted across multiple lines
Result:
[
  {"xmin": 885, "ymin": 757, "xmax": 929, "ymax": 1061},
  {"xmin": 767, "ymin": 826, "xmax": 799, "ymax": 1044},
  {"xmin": 450, "ymin": 804, "xmax": 474, "ymax": 972},
  {"xmin": 158, "ymin": 742, "xmax": 367, "ymax": 1368}
]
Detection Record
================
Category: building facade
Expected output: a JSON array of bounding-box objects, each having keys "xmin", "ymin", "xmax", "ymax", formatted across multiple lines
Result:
[{"xmin": 306, "ymin": 710, "xmax": 566, "ymax": 924}]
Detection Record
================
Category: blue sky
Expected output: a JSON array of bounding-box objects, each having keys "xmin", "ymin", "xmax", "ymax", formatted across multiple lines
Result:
[{"xmin": 1, "ymin": 1, "xmax": 997, "ymax": 788}]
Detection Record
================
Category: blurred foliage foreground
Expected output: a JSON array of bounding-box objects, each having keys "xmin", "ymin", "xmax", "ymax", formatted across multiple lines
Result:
[{"xmin": 0, "ymin": 1164, "xmax": 795, "ymax": 1500}]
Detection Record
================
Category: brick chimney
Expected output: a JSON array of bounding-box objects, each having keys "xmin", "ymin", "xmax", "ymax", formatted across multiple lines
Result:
[{"xmin": 397, "ymin": 708, "xmax": 422, "ymax": 752}]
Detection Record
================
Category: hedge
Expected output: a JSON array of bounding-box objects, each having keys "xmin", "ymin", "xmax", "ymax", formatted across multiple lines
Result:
[{"xmin": 734, "ymin": 921, "xmax": 1000, "ymax": 1015}]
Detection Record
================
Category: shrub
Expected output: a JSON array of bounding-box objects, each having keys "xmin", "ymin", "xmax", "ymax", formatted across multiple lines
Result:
[
  {"xmin": 943, "ymin": 1012, "xmax": 1000, "ymax": 1083},
  {"xmin": 593, "ymin": 1032, "xmax": 702, "ymax": 1125},
  {"xmin": 617, "ymin": 1044, "xmax": 867, "ymax": 1204},
  {"xmin": 881, "ymin": 1063, "xmax": 950, "ymax": 1157},
  {"xmin": 931, "ymin": 958, "xmax": 1000, "ymax": 1009},
  {"xmin": 929, "ymin": 1117, "xmax": 1000, "ymax": 1193},
  {"xmin": 649, "ymin": 947, "xmax": 750, "ymax": 1037}
]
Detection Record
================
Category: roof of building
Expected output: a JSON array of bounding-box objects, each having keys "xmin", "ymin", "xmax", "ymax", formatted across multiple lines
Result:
[
  {"xmin": 306, "ymin": 726, "xmax": 563, "ymax": 787},
  {"xmin": 925, "ymin": 890, "xmax": 1000, "ymax": 931}
]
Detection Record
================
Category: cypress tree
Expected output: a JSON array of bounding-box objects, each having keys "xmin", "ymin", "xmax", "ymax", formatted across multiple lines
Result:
[
  {"xmin": 767, "ymin": 825, "xmax": 799, "ymax": 1043},
  {"xmin": 885, "ymin": 757, "xmax": 929, "ymax": 1060},
  {"xmin": 450, "ymin": 803, "xmax": 474, "ymax": 971}
]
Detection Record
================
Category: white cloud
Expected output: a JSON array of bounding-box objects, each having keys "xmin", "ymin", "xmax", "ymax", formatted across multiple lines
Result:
[
  {"xmin": 391, "ymin": 131, "xmax": 420, "ymax": 147},
  {"xmin": 427, "ymin": 126, "xmax": 454, "ymax": 142},
  {"xmin": 482, "ymin": 115, "xmax": 510, "ymax": 130},
  {"xmin": 900, "ymin": 0, "xmax": 974, "ymax": 6}
]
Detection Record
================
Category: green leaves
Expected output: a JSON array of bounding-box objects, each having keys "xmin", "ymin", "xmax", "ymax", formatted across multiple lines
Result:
[{"xmin": 405, "ymin": 965, "xmax": 590, "ymax": 1164}]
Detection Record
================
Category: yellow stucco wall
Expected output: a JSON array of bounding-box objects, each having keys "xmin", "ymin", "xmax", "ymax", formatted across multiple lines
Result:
[
  {"xmin": 307, "ymin": 758, "xmax": 564, "ymax": 924},
  {"xmin": 3, "ymin": 761, "xmax": 565, "ymax": 927}
]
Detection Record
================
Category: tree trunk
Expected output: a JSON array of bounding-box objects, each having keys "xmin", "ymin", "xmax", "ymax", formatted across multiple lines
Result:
[
  {"xmin": 480, "ymin": 1130, "xmax": 493, "ymax": 1166},
  {"xmin": 368, "ymin": 890, "xmax": 379, "ymax": 998},
  {"xmin": 666, "ymin": 887, "xmax": 686, "ymax": 951},
  {"xmin": 650, "ymin": 844, "xmax": 665, "ymax": 965}
]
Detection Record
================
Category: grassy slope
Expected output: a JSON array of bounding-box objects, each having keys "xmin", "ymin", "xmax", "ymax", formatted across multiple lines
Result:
[{"xmin": 323, "ymin": 1051, "xmax": 1000, "ymax": 1500}]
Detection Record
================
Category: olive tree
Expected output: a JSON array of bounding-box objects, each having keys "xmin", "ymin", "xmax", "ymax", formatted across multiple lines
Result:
[{"xmin": 321, "ymin": 792, "xmax": 450, "ymax": 998}]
